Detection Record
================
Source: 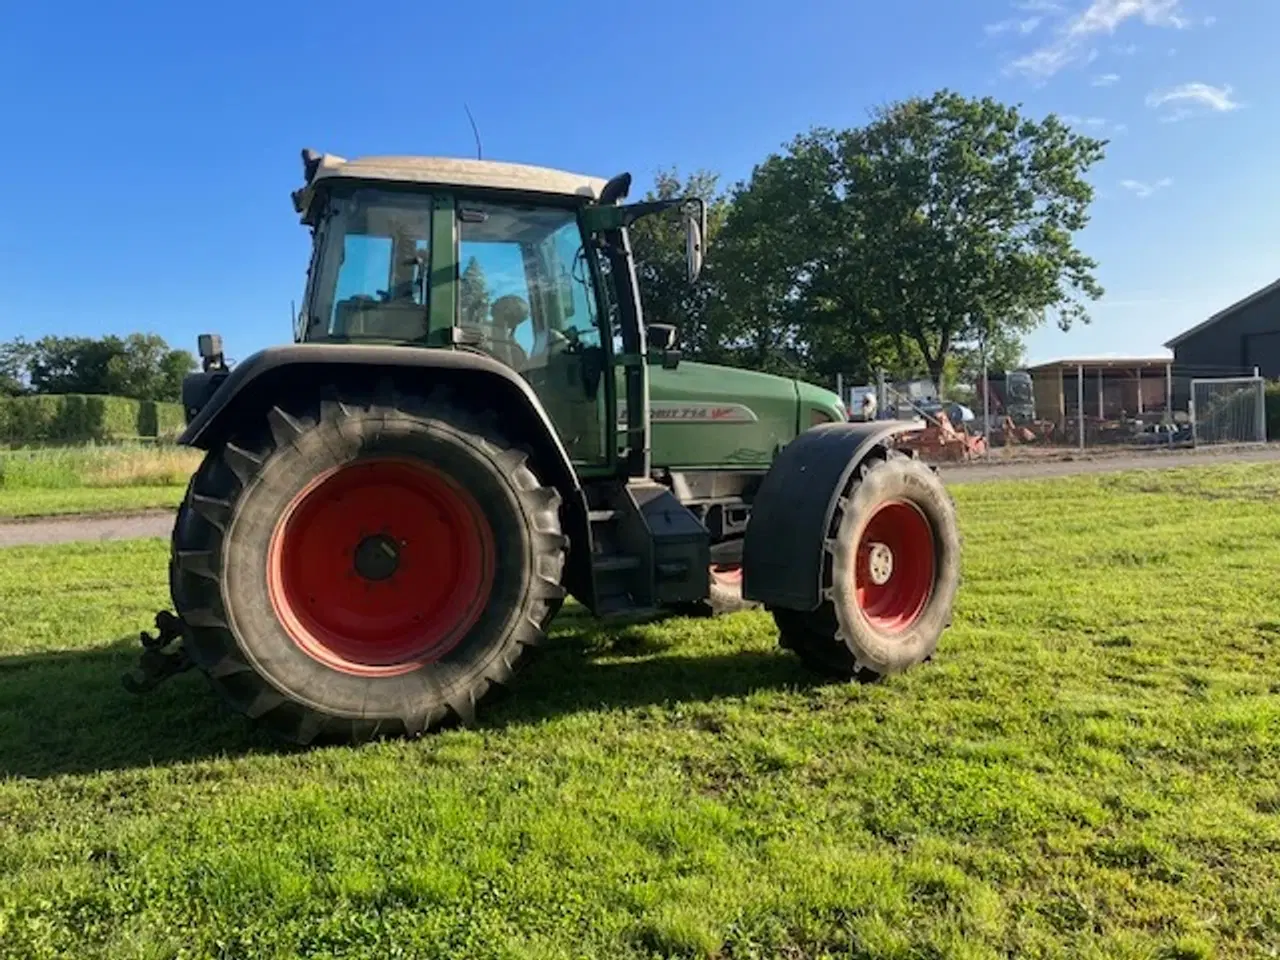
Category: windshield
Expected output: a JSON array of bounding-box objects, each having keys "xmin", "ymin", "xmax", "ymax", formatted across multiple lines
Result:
[{"xmin": 303, "ymin": 188, "xmax": 434, "ymax": 342}]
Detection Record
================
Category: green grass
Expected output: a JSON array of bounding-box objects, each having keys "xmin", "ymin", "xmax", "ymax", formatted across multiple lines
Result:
[
  {"xmin": 0, "ymin": 444, "xmax": 196, "ymax": 518},
  {"xmin": 2, "ymin": 464, "xmax": 1279, "ymax": 959}
]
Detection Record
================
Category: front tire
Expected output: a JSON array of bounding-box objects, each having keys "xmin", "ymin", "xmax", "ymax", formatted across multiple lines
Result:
[
  {"xmin": 170, "ymin": 386, "xmax": 567, "ymax": 745},
  {"xmin": 773, "ymin": 449, "xmax": 960, "ymax": 680}
]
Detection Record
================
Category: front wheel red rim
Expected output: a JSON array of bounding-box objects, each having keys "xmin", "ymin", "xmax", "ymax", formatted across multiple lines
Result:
[
  {"xmin": 266, "ymin": 456, "xmax": 496, "ymax": 677},
  {"xmin": 853, "ymin": 499, "xmax": 936, "ymax": 633}
]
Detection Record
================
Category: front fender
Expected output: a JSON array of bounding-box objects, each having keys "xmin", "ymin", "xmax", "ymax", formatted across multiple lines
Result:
[
  {"xmin": 179, "ymin": 343, "xmax": 569, "ymax": 467},
  {"xmin": 741, "ymin": 419, "xmax": 924, "ymax": 611}
]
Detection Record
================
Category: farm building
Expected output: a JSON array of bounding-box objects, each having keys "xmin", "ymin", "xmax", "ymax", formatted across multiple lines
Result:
[
  {"xmin": 1026, "ymin": 357, "xmax": 1176, "ymax": 433},
  {"xmin": 1164, "ymin": 277, "xmax": 1280, "ymax": 409}
]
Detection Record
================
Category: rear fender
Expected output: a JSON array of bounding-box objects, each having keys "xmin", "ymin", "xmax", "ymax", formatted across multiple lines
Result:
[
  {"xmin": 178, "ymin": 343, "xmax": 593, "ymax": 600},
  {"xmin": 741, "ymin": 420, "xmax": 924, "ymax": 611}
]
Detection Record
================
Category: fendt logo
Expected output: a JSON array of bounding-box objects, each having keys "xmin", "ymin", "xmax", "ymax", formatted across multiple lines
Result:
[{"xmin": 616, "ymin": 402, "xmax": 759, "ymax": 424}]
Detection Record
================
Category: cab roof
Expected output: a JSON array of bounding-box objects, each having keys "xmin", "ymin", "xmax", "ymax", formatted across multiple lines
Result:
[{"xmin": 291, "ymin": 150, "xmax": 611, "ymax": 219}]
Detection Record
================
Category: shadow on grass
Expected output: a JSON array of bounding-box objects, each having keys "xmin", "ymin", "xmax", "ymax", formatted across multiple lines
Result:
[{"xmin": 0, "ymin": 611, "xmax": 826, "ymax": 780}]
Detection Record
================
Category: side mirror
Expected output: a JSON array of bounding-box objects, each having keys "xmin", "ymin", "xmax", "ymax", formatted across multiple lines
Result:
[
  {"xmin": 683, "ymin": 200, "xmax": 706, "ymax": 283},
  {"xmin": 649, "ymin": 324, "xmax": 677, "ymax": 351}
]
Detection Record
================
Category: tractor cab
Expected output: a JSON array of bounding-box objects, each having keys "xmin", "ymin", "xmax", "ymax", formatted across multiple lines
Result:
[{"xmin": 289, "ymin": 150, "xmax": 705, "ymax": 475}]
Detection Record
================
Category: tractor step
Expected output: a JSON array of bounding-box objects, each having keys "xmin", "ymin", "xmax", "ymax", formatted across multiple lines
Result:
[{"xmin": 592, "ymin": 554, "xmax": 641, "ymax": 574}]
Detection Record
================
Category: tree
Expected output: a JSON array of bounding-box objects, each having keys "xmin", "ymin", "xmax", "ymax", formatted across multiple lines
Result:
[
  {"xmin": 28, "ymin": 335, "xmax": 124, "ymax": 395},
  {"xmin": 0, "ymin": 337, "xmax": 35, "ymax": 395},
  {"xmin": 715, "ymin": 90, "xmax": 1104, "ymax": 391},
  {"xmin": 835, "ymin": 89, "xmax": 1106, "ymax": 388},
  {"xmin": 105, "ymin": 333, "xmax": 197, "ymax": 401},
  {"xmin": 713, "ymin": 140, "xmax": 907, "ymax": 385},
  {"xmin": 9, "ymin": 333, "xmax": 195, "ymax": 401},
  {"xmin": 459, "ymin": 256, "xmax": 491, "ymax": 327}
]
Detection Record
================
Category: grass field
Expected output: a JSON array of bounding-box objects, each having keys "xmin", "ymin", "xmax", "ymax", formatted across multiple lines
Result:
[
  {"xmin": 1, "ymin": 463, "xmax": 1279, "ymax": 959},
  {"xmin": 0, "ymin": 445, "xmax": 196, "ymax": 518}
]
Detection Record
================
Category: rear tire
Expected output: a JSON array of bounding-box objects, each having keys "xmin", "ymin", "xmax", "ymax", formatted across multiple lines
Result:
[
  {"xmin": 170, "ymin": 385, "xmax": 567, "ymax": 745},
  {"xmin": 772, "ymin": 449, "xmax": 960, "ymax": 680}
]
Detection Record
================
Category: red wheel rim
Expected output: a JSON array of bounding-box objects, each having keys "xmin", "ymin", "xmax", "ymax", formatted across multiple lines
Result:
[
  {"xmin": 710, "ymin": 563, "xmax": 742, "ymax": 586},
  {"xmin": 266, "ymin": 457, "xmax": 495, "ymax": 677},
  {"xmin": 853, "ymin": 499, "xmax": 935, "ymax": 633}
]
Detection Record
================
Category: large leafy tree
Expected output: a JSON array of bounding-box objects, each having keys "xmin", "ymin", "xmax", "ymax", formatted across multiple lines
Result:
[
  {"xmin": 718, "ymin": 89, "xmax": 1104, "ymax": 389},
  {"xmin": 835, "ymin": 89, "xmax": 1106, "ymax": 388}
]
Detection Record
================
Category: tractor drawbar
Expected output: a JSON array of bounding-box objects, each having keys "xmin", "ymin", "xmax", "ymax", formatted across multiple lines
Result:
[{"xmin": 121, "ymin": 610, "xmax": 193, "ymax": 694}]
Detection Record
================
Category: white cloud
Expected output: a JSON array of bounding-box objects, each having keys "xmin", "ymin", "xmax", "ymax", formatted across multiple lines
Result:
[
  {"xmin": 1001, "ymin": 0, "xmax": 1193, "ymax": 81},
  {"xmin": 1113, "ymin": 42, "xmax": 1140, "ymax": 54},
  {"xmin": 1061, "ymin": 114, "xmax": 1126, "ymax": 135},
  {"xmin": 1062, "ymin": 114, "xmax": 1109, "ymax": 127},
  {"xmin": 985, "ymin": 15, "xmax": 1045, "ymax": 36},
  {"xmin": 1146, "ymin": 81, "xmax": 1242, "ymax": 120},
  {"xmin": 1091, "ymin": 72, "xmax": 1121, "ymax": 85},
  {"xmin": 1120, "ymin": 177, "xmax": 1173, "ymax": 198}
]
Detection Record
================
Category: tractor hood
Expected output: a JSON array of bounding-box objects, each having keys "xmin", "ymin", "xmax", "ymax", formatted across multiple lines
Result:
[{"xmin": 639, "ymin": 360, "xmax": 846, "ymax": 471}]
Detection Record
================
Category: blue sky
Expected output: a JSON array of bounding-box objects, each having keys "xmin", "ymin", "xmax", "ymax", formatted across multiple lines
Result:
[{"xmin": 1, "ymin": 0, "xmax": 1276, "ymax": 369}]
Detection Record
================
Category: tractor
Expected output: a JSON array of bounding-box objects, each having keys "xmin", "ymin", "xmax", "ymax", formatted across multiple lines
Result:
[{"xmin": 126, "ymin": 148, "xmax": 962, "ymax": 745}]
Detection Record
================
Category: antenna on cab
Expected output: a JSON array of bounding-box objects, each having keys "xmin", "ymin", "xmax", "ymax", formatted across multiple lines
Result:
[{"xmin": 463, "ymin": 104, "xmax": 483, "ymax": 160}]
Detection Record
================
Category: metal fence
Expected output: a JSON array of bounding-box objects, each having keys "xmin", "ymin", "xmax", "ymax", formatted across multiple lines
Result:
[
  {"xmin": 837, "ymin": 364, "xmax": 1276, "ymax": 464},
  {"xmin": 1190, "ymin": 375, "xmax": 1268, "ymax": 446}
]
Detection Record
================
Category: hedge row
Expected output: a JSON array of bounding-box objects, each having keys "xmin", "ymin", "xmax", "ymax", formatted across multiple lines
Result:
[{"xmin": 0, "ymin": 394, "xmax": 186, "ymax": 445}]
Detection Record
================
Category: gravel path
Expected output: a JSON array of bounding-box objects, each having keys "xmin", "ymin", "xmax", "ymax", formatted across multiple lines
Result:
[
  {"xmin": 3, "ymin": 444, "xmax": 1279, "ymax": 548},
  {"xmin": 0, "ymin": 509, "xmax": 175, "ymax": 548}
]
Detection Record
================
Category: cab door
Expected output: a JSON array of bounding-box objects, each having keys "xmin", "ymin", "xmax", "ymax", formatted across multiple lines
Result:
[{"xmin": 453, "ymin": 198, "xmax": 616, "ymax": 474}]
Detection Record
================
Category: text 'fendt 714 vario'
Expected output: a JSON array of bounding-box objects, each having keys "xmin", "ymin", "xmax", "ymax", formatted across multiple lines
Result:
[{"xmin": 126, "ymin": 149, "xmax": 962, "ymax": 744}]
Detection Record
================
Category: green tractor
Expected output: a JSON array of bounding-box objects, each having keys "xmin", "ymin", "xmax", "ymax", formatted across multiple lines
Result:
[{"xmin": 128, "ymin": 149, "xmax": 961, "ymax": 745}]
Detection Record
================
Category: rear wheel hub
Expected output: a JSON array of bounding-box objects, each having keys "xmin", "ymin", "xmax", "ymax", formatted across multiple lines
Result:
[{"xmin": 353, "ymin": 533, "xmax": 402, "ymax": 582}]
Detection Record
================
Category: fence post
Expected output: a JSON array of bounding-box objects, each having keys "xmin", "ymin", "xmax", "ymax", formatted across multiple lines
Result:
[
  {"xmin": 1257, "ymin": 374, "xmax": 1267, "ymax": 443},
  {"xmin": 1077, "ymin": 363, "xmax": 1085, "ymax": 450}
]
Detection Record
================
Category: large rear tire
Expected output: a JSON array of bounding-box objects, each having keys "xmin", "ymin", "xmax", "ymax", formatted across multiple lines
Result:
[
  {"xmin": 169, "ymin": 385, "xmax": 567, "ymax": 745},
  {"xmin": 772, "ymin": 449, "xmax": 960, "ymax": 680}
]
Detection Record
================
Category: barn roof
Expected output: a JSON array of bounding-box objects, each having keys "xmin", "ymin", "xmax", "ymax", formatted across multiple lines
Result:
[
  {"xmin": 1025, "ymin": 357, "xmax": 1173, "ymax": 374},
  {"xmin": 1164, "ymin": 276, "xmax": 1280, "ymax": 348}
]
